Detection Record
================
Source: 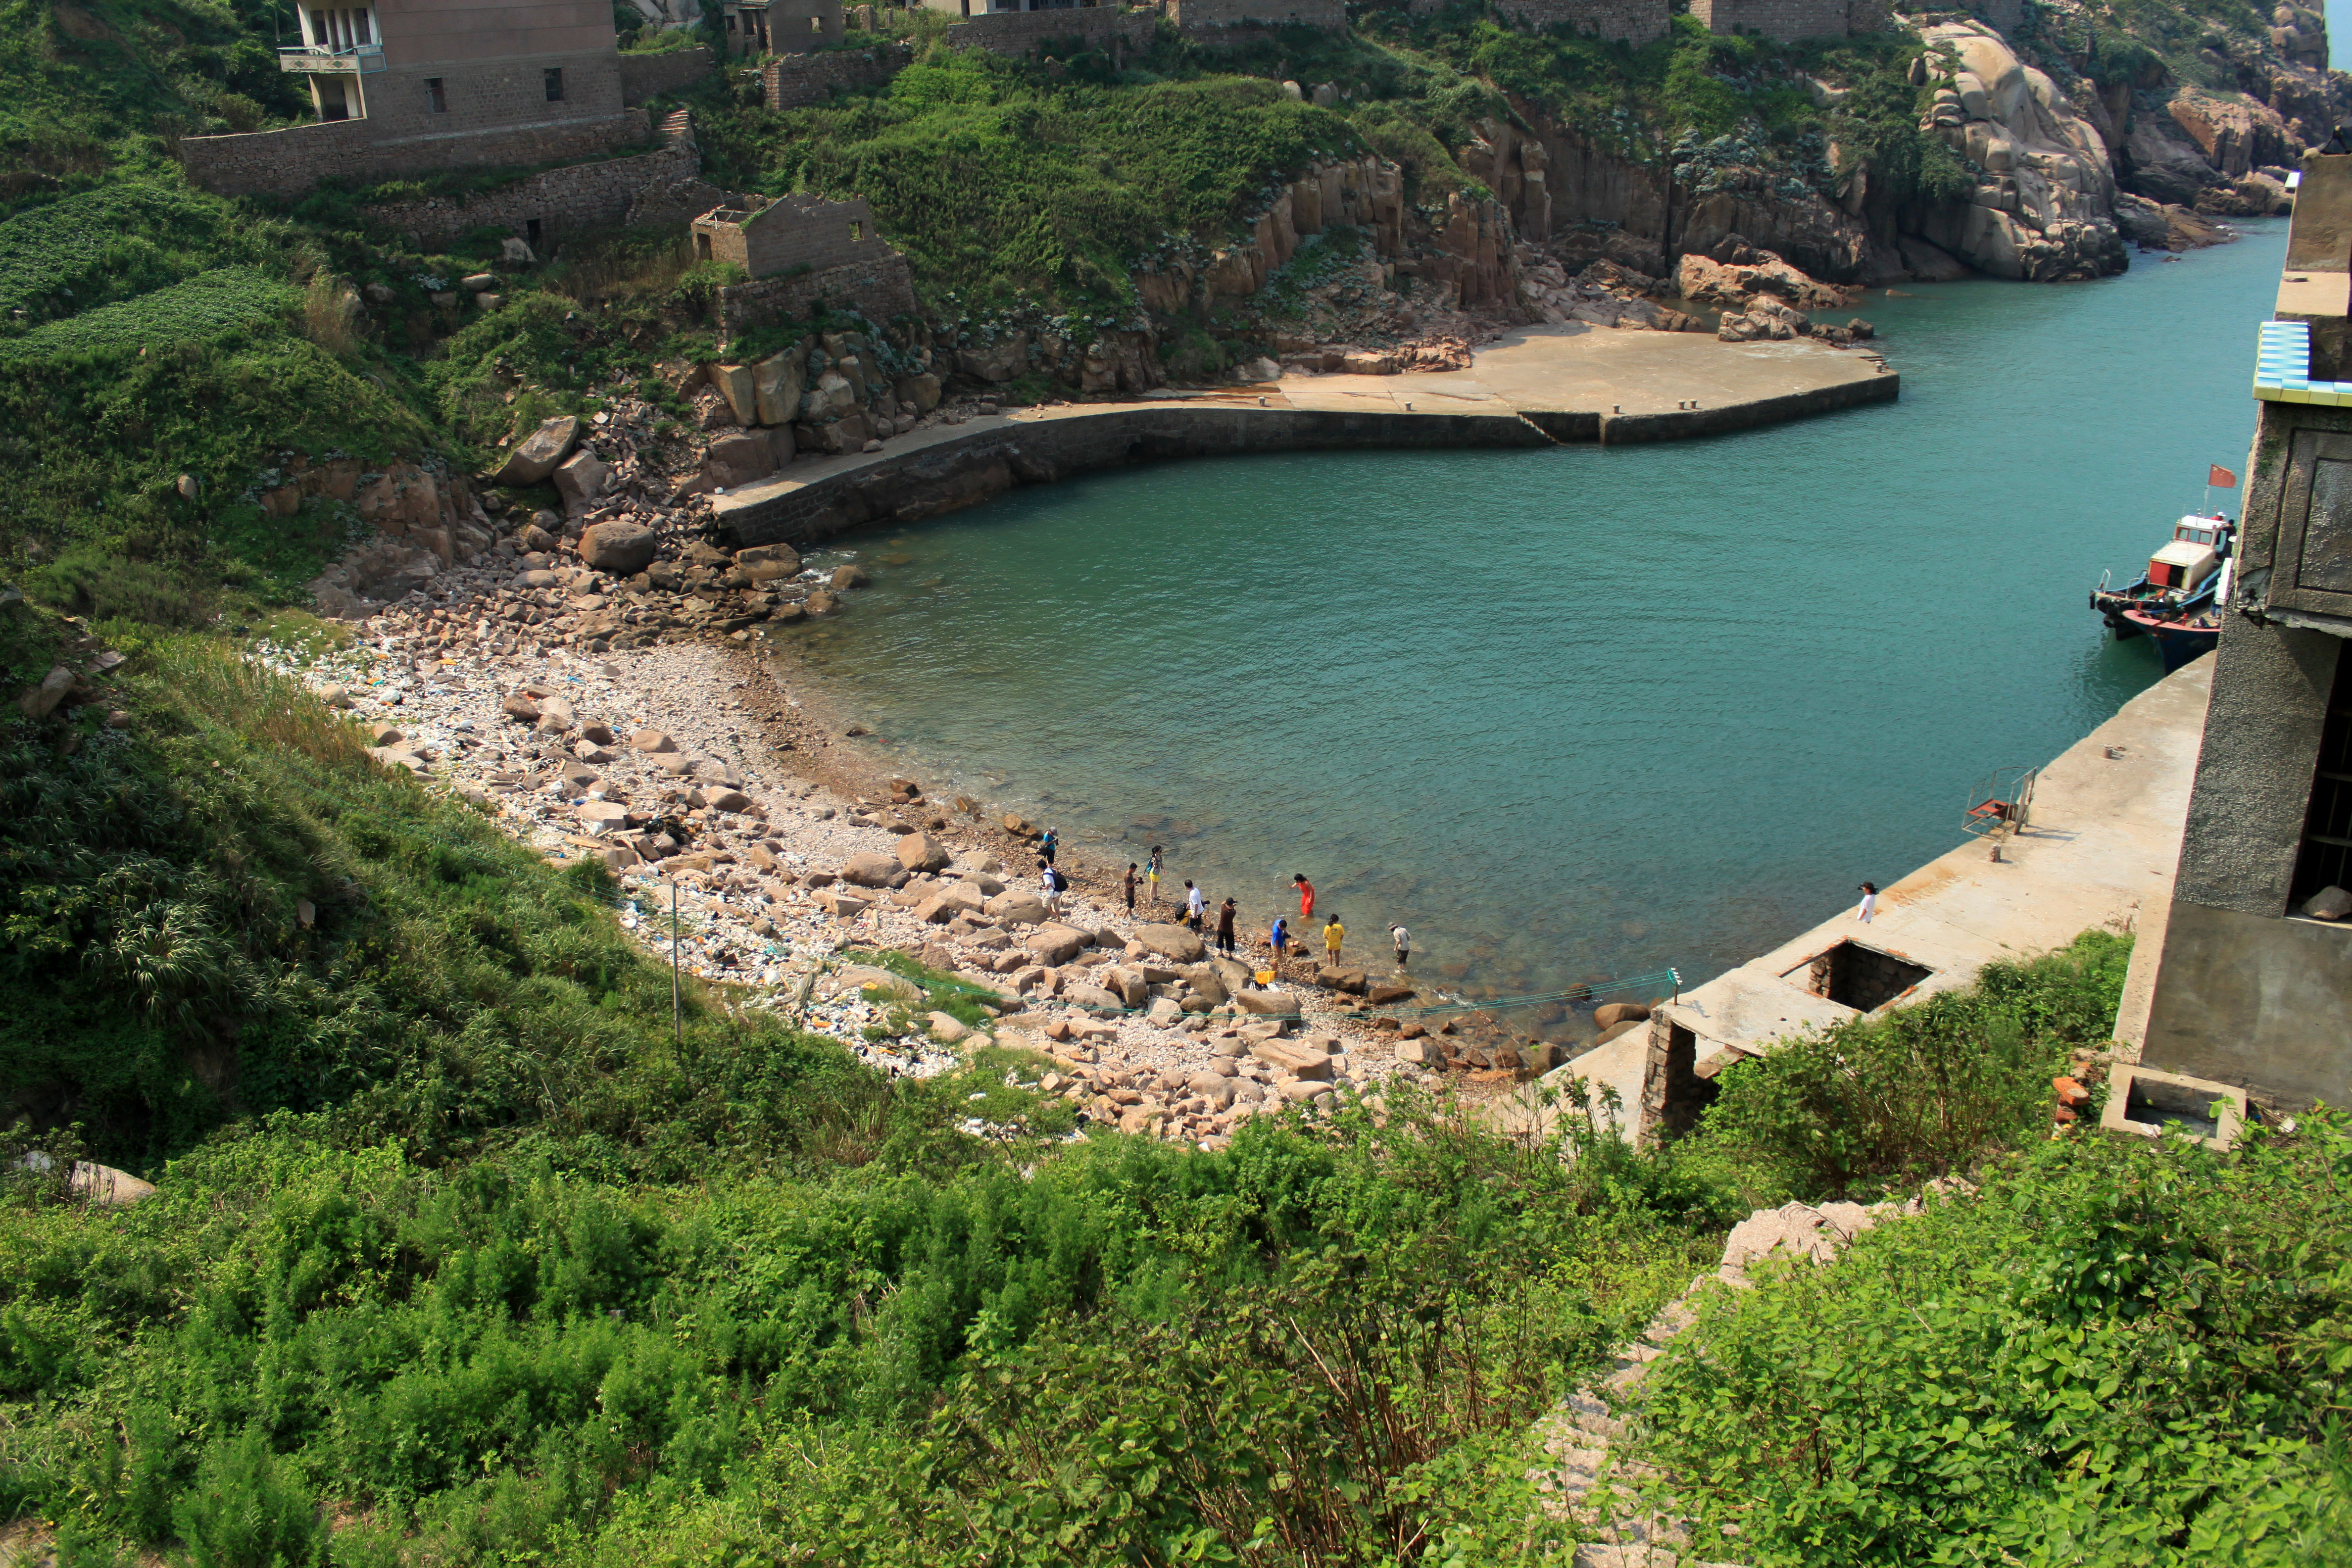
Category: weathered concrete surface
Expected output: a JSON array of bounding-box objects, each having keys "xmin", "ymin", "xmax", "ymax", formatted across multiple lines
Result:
[
  {"xmin": 2139, "ymin": 897, "xmax": 2352, "ymax": 1109},
  {"xmin": 1600, "ymin": 657, "xmax": 2213, "ymax": 1144},
  {"xmin": 709, "ymin": 330, "xmax": 1897, "ymax": 548}
]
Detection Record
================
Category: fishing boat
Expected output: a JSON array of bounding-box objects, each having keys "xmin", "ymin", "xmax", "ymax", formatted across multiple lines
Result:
[{"xmin": 2091, "ymin": 513, "xmax": 2234, "ymax": 672}]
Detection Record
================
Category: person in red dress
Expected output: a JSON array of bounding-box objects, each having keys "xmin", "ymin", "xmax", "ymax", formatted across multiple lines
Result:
[{"xmin": 1293, "ymin": 873, "xmax": 1315, "ymax": 920}]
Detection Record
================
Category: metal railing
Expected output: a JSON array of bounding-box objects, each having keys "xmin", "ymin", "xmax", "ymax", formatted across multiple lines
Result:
[{"xmin": 278, "ymin": 43, "xmax": 386, "ymax": 74}]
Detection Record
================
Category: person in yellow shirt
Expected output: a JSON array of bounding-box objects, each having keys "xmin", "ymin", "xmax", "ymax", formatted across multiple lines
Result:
[{"xmin": 1323, "ymin": 914, "xmax": 1344, "ymax": 964}]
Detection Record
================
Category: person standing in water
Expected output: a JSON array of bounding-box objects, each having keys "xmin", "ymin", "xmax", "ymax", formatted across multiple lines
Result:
[
  {"xmin": 1294, "ymin": 873, "xmax": 1315, "ymax": 921},
  {"xmin": 1217, "ymin": 897, "xmax": 1238, "ymax": 958},
  {"xmin": 1323, "ymin": 914, "xmax": 1344, "ymax": 964},
  {"xmin": 1123, "ymin": 863, "xmax": 1138, "ymax": 915},
  {"xmin": 1856, "ymin": 882, "xmax": 1878, "ymax": 923},
  {"xmin": 1390, "ymin": 923, "xmax": 1410, "ymax": 971}
]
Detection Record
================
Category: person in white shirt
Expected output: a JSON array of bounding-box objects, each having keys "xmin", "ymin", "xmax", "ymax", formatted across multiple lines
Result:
[
  {"xmin": 1856, "ymin": 882, "xmax": 1878, "ymax": 923},
  {"xmin": 1390, "ymin": 924, "xmax": 1411, "ymax": 970},
  {"xmin": 1041, "ymin": 860, "xmax": 1061, "ymax": 916},
  {"xmin": 1185, "ymin": 880, "xmax": 1205, "ymax": 930}
]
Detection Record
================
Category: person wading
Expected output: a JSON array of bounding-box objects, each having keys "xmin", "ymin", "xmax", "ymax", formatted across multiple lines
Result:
[
  {"xmin": 1293, "ymin": 873, "xmax": 1316, "ymax": 921},
  {"xmin": 1323, "ymin": 914, "xmax": 1344, "ymax": 965},
  {"xmin": 1123, "ymin": 863, "xmax": 1138, "ymax": 915},
  {"xmin": 1217, "ymin": 897, "xmax": 1238, "ymax": 958},
  {"xmin": 1390, "ymin": 923, "xmax": 1410, "ymax": 971}
]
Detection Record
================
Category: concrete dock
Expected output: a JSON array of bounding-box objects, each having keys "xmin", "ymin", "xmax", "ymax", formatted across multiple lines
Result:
[
  {"xmin": 1485, "ymin": 657, "xmax": 2213, "ymax": 1144},
  {"xmin": 711, "ymin": 329, "xmax": 1896, "ymax": 548}
]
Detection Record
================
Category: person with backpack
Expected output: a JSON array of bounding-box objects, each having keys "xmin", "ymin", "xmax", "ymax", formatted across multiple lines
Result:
[{"xmin": 1040, "ymin": 858, "xmax": 1063, "ymax": 917}]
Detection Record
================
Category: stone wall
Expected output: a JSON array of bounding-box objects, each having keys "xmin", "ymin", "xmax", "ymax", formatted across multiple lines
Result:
[
  {"xmin": 358, "ymin": 133, "xmax": 717, "ymax": 249},
  {"xmin": 1169, "ymin": 0, "xmax": 1345, "ymax": 31},
  {"xmin": 181, "ymin": 109, "xmax": 653, "ymax": 200},
  {"xmin": 1490, "ymin": 0, "xmax": 1667, "ymax": 46},
  {"xmin": 618, "ymin": 46, "xmax": 717, "ymax": 104},
  {"xmin": 715, "ymin": 252, "xmax": 920, "ymax": 335},
  {"xmin": 945, "ymin": 7, "xmax": 1154, "ymax": 56},
  {"xmin": 763, "ymin": 43, "xmax": 912, "ymax": 107},
  {"xmin": 695, "ymin": 192, "xmax": 901, "ymax": 279},
  {"xmin": 1689, "ymin": 0, "xmax": 1855, "ymax": 42}
]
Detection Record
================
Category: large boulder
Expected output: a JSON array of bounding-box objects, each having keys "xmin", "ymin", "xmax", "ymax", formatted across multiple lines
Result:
[
  {"xmin": 985, "ymin": 888, "xmax": 1050, "ymax": 925},
  {"xmin": 707, "ymin": 362, "xmax": 758, "ymax": 426},
  {"xmin": 552, "ymin": 449, "xmax": 609, "ymax": 516},
  {"xmin": 1134, "ymin": 923, "xmax": 1206, "ymax": 964},
  {"xmin": 839, "ymin": 852, "xmax": 903, "ymax": 888},
  {"xmin": 1026, "ymin": 924, "xmax": 1091, "ymax": 965},
  {"xmin": 579, "ymin": 520, "xmax": 658, "ymax": 576},
  {"xmin": 705, "ymin": 431, "xmax": 775, "ymax": 490},
  {"xmin": 895, "ymin": 832, "xmax": 950, "ymax": 874},
  {"xmin": 1914, "ymin": 20, "xmax": 2125, "ymax": 282},
  {"xmin": 493, "ymin": 415, "xmax": 580, "ymax": 485},
  {"xmin": 737, "ymin": 542, "xmax": 802, "ymax": 580},
  {"xmin": 1232, "ymin": 987, "xmax": 1300, "ymax": 1018},
  {"xmin": 753, "ymin": 347, "xmax": 807, "ymax": 427},
  {"xmin": 1250, "ymin": 1040, "xmax": 1333, "ymax": 1081}
]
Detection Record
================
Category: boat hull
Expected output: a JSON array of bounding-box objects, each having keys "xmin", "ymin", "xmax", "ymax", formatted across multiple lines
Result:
[{"xmin": 2145, "ymin": 619, "xmax": 2218, "ymax": 672}]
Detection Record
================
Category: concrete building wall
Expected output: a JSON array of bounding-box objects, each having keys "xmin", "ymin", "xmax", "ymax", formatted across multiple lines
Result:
[
  {"xmin": 2170, "ymin": 617, "xmax": 2342, "ymax": 915},
  {"xmin": 2140, "ymin": 900, "xmax": 2352, "ymax": 1109}
]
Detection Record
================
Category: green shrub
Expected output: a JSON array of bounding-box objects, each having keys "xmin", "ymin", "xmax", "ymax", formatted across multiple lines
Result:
[
  {"xmin": 172, "ymin": 1427, "xmax": 325, "ymax": 1568},
  {"xmin": 1686, "ymin": 930, "xmax": 2131, "ymax": 1200},
  {"xmin": 0, "ymin": 268, "xmax": 298, "ymax": 366},
  {"xmin": 1634, "ymin": 1112, "xmax": 2352, "ymax": 1568}
]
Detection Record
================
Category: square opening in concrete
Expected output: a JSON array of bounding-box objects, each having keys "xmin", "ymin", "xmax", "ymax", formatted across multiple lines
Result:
[
  {"xmin": 1789, "ymin": 941, "xmax": 1933, "ymax": 1013},
  {"xmin": 2102, "ymin": 1064, "xmax": 2247, "ymax": 1150}
]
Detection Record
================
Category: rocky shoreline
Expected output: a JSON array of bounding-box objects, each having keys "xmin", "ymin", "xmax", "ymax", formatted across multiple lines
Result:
[{"xmin": 271, "ymin": 542, "xmax": 1617, "ymax": 1145}]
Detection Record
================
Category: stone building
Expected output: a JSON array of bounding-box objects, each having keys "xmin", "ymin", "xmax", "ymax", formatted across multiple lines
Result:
[
  {"xmin": 723, "ymin": 0, "xmax": 843, "ymax": 54},
  {"xmin": 2124, "ymin": 151, "xmax": 2352, "ymax": 1117},
  {"xmin": 691, "ymin": 194, "xmax": 918, "ymax": 329},
  {"xmin": 182, "ymin": 0, "xmax": 646, "ymax": 196}
]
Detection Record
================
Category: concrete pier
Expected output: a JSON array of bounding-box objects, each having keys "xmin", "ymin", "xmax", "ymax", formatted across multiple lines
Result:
[
  {"xmin": 1486, "ymin": 657, "xmax": 2213, "ymax": 1144},
  {"xmin": 710, "ymin": 330, "xmax": 1896, "ymax": 548}
]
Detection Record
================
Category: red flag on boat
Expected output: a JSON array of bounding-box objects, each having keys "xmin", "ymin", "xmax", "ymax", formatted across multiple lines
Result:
[{"xmin": 2209, "ymin": 464, "xmax": 2238, "ymax": 488}]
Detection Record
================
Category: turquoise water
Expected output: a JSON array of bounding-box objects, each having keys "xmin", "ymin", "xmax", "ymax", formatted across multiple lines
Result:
[{"xmin": 784, "ymin": 220, "xmax": 2286, "ymax": 1015}]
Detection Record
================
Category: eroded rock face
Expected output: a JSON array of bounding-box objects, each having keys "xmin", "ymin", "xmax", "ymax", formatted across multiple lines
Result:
[{"xmin": 1915, "ymin": 21, "xmax": 2126, "ymax": 282}]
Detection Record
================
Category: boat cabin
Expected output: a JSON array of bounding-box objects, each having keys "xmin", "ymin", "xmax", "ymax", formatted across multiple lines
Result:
[{"xmin": 2147, "ymin": 515, "xmax": 2228, "ymax": 593}]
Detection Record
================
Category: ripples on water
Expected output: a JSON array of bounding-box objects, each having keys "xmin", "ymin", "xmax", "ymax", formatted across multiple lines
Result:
[{"xmin": 781, "ymin": 220, "xmax": 2287, "ymax": 1019}]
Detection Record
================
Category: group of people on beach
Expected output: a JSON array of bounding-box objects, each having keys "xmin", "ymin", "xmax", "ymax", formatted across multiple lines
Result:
[{"xmin": 1032, "ymin": 836, "xmax": 1414, "ymax": 980}]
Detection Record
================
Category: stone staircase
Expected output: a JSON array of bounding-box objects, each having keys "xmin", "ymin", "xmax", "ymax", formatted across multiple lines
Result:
[{"xmin": 1530, "ymin": 1198, "xmax": 1923, "ymax": 1568}]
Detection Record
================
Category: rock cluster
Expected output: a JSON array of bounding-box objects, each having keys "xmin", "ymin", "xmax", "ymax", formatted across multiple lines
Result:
[{"xmin": 1522, "ymin": 257, "xmax": 1701, "ymax": 333}]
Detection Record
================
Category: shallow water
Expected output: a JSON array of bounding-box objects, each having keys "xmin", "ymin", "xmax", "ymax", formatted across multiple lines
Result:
[{"xmin": 782, "ymin": 220, "xmax": 2286, "ymax": 1009}]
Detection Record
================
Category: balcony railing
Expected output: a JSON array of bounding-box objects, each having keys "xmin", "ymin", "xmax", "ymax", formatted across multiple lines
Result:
[{"xmin": 278, "ymin": 44, "xmax": 386, "ymax": 74}]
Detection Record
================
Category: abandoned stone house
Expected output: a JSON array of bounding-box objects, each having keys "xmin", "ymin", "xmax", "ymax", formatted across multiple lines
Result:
[
  {"xmin": 180, "ymin": 0, "xmax": 648, "ymax": 196},
  {"xmin": 690, "ymin": 194, "xmax": 919, "ymax": 327},
  {"xmin": 721, "ymin": 0, "xmax": 843, "ymax": 54}
]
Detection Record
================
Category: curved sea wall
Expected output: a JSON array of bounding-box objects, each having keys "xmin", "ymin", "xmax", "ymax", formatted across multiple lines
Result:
[{"xmin": 709, "ymin": 377, "xmax": 1897, "ymax": 550}]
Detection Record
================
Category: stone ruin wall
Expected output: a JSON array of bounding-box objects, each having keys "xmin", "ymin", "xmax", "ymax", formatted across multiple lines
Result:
[
  {"xmin": 715, "ymin": 253, "xmax": 920, "ymax": 337},
  {"xmin": 763, "ymin": 43, "xmax": 912, "ymax": 108},
  {"xmin": 617, "ymin": 46, "xmax": 717, "ymax": 105},
  {"xmin": 181, "ymin": 111, "xmax": 654, "ymax": 201},
  {"xmin": 359, "ymin": 132, "xmax": 720, "ymax": 249}
]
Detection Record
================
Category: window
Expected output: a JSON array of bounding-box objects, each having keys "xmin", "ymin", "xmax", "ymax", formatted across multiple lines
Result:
[
  {"xmin": 351, "ymin": 7, "xmax": 369, "ymax": 43},
  {"xmin": 849, "ymin": 221, "xmax": 861, "ymax": 242},
  {"xmin": 310, "ymin": 8, "xmax": 330, "ymax": 44},
  {"xmin": 809, "ymin": 13, "xmax": 821, "ymax": 29},
  {"xmin": 544, "ymin": 67, "xmax": 564, "ymax": 101},
  {"xmin": 526, "ymin": 218, "xmax": 542, "ymax": 249},
  {"xmin": 424, "ymin": 76, "xmax": 446, "ymax": 112},
  {"xmin": 696, "ymin": 232, "xmax": 713, "ymax": 261},
  {"xmin": 2293, "ymin": 648, "xmax": 2352, "ymax": 907}
]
